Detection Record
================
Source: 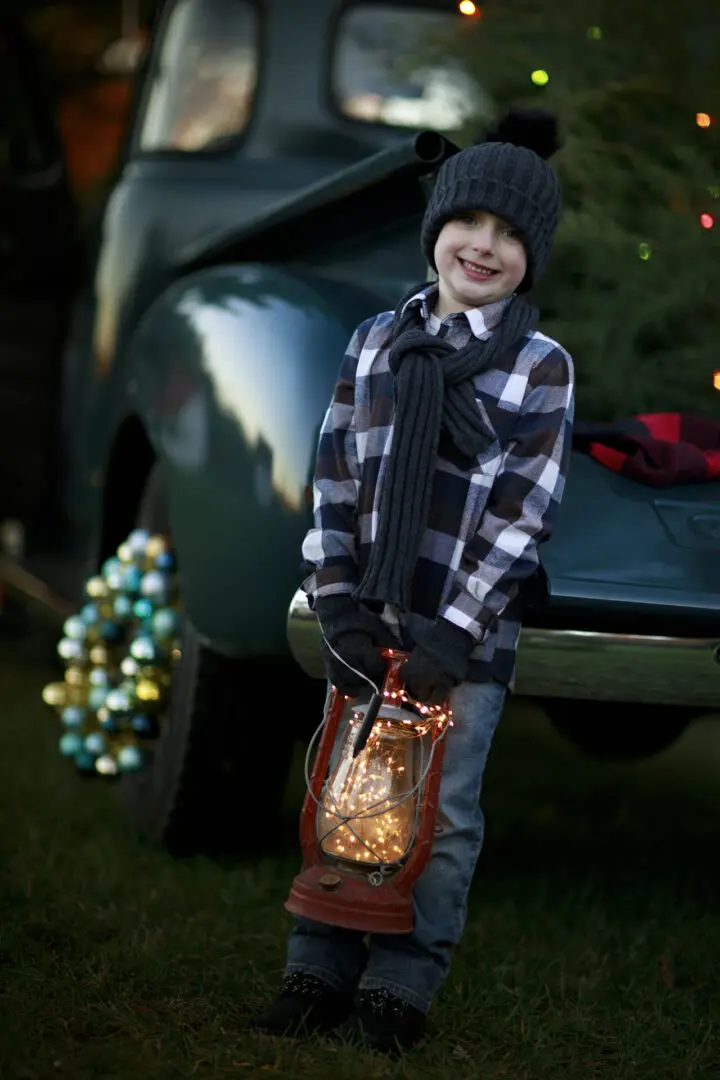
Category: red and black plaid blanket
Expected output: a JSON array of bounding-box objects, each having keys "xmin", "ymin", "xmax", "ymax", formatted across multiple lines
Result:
[{"xmin": 572, "ymin": 413, "xmax": 720, "ymax": 487}]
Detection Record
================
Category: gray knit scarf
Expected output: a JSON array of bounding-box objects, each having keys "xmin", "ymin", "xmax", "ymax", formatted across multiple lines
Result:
[{"xmin": 354, "ymin": 284, "xmax": 538, "ymax": 613}]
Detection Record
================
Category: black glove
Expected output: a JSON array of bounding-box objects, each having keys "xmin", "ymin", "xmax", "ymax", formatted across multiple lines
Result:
[
  {"xmin": 315, "ymin": 594, "xmax": 397, "ymax": 697},
  {"xmin": 402, "ymin": 619, "xmax": 476, "ymax": 705}
]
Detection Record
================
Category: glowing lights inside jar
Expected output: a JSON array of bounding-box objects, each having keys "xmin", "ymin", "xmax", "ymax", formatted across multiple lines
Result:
[{"xmin": 317, "ymin": 692, "xmax": 450, "ymax": 868}]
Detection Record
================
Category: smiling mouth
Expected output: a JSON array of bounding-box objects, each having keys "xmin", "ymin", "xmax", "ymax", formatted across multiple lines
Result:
[{"xmin": 459, "ymin": 258, "xmax": 500, "ymax": 278}]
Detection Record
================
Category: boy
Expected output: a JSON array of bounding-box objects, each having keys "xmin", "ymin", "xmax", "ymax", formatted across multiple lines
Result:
[{"xmin": 256, "ymin": 111, "xmax": 575, "ymax": 1054}]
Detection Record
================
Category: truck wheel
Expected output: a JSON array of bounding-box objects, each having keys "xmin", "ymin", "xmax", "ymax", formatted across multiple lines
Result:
[
  {"xmin": 119, "ymin": 464, "xmax": 297, "ymax": 856},
  {"xmin": 541, "ymin": 699, "xmax": 693, "ymax": 762}
]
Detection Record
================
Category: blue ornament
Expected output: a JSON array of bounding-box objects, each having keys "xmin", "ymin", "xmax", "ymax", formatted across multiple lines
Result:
[
  {"xmin": 128, "ymin": 528, "xmax": 151, "ymax": 556},
  {"xmin": 88, "ymin": 686, "xmax": 107, "ymax": 711},
  {"xmin": 121, "ymin": 566, "xmax": 142, "ymax": 594},
  {"xmin": 140, "ymin": 570, "xmax": 170, "ymax": 604},
  {"xmin": 117, "ymin": 745, "xmax": 143, "ymax": 771},
  {"xmin": 84, "ymin": 732, "xmax": 106, "ymax": 756},
  {"xmin": 155, "ymin": 551, "xmax": 175, "ymax": 571},
  {"xmin": 102, "ymin": 556, "xmax": 122, "ymax": 579},
  {"xmin": 105, "ymin": 687, "xmax": 132, "ymax": 712},
  {"xmin": 99, "ymin": 620, "xmax": 123, "ymax": 643},
  {"xmin": 133, "ymin": 598, "xmax": 153, "ymax": 620},
  {"xmin": 152, "ymin": 608, "xmax": 179, "ymax": 641},
  {"xmin": 131, "ymin": 714, "xmax": 159, "ymax": 739},
  {"xmin": 59, "ymin": 732, "xmax": 83, "ymax": 757},
  {"xmin": 63, "ymin": 615, "xmax": 87, "ymax": 641},
  {"xmin": 130, "ymin": 636, "xmax": 161, "ymax": 664},
  {"xmin": 113, "ymin": 595, "xmax": 133, "ymax": 619},
  {"xmin": 89, "ymin": 668, "xmax": 110, "ymax": 688},
  {"xmin": 74, "ymin": 751, "xmax": 96, "ymax": 773},
  {"xmin": 81, "ymin": 602, "xmax": 99, "ymax": 625},
  {"xmin": 58, "ymin": 637, "xmax": 85, "ymax": 662},
  {"xmin": 61, "ymin": 706, "xmax": 86, "ymax": 728}
]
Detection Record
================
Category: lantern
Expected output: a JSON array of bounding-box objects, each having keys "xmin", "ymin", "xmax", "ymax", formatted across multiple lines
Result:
[{"xmin": 285, "ymin": 650, "xmax": 451, "ymax": 934}]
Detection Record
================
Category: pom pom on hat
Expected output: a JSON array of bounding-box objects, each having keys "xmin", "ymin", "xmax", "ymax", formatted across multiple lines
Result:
[{"xmin": 481, "ymin": 106, "xmax": 562, "ymax": 161}]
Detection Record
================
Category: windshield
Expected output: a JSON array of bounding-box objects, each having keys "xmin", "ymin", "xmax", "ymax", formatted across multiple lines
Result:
[{"xmin": 332, "ymin": 3, "xmax": 485, "ymax": 132}]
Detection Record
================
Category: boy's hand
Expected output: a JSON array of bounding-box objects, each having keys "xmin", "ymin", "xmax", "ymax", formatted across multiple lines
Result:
[
  {"xmin": 402, "ymin": 619, "xmax": 476, "ymax": 706},
  {"xmin": 314, "ymin": 594, "xmax": 396, "ymax": 696},
  {"xmin": 321, "ymin": 633, "xmax": 386, "ymax": 697}
]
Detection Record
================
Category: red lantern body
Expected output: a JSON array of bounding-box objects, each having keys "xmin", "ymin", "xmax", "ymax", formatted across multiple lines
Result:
[{"xmin": 285, "ymin": 651, "xmax": 449, "ymax": 934}]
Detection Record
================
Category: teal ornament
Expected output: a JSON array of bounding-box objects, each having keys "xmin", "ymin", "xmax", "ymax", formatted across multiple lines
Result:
[
  {"xmin": 58, "ymin": 637, "xmax": 85, "ymax": 662},
  {"xmin": 117, "ymin": 744, "xmax": 143, "ymax": 771},
  {"xmin": 99, "ymin": 620, "xmax": 123, "ymax": 643},
  {"xmin": 74, "ymin": 750, "xmax": 96, "ymax": 773},
  {"xmin": 105, "ymin": 567, "xmax": 125, "ymax": 592},
  {"xmin": 155, "ymin": 551, "xmax": 174, "ymax": 571},
  {"xmin": 81, "ymin": 602, "xmax": 99, "ymax": 625},
  {"xmin": 88, "ymin": 686, "xmax": 107, "ymax": 711},
  {"xmin": 120, "ymin": 655, "xmax": 140, "ymax": 678},
  {"xmin": 140, "ymin": 570, "xmax": 169, "ymax": 603},
  {"xmin": 59, "ymin": 732, "xmax": 83, "ymax": 757},
  {"xmin": 130, "ymin": 635, "xmax": 161, "ymax": 664},
  {"xmin": 121, "ymin": 566, "xmax": 142, "ymax": 593},
  {"xmin": 105, "ymin": 687, "xmax": 132, "ymax": 712},
  {"xmin": 152, "ymin": 608, "xmax": 179, "ymax": 640},
  {"xmin": 84, "ymin": 732, "xmax": 106, "ymax": 756},
  {"xmin": 131, "ymin": 714, "xmax": 159, "ymax": 739},
  {"xmin": 61, "ymin": 706, "xmax": 86, "ymax": 728},
  {"xmin": 63, "ymin": 615, "xmax": 87, "ymax": 641},
  {"xmin": 102, "ymin": 556, "xmax": 122, "ymax": 579},
  {"xmin": 132, "ymin": 598, "xmax": 153, "ymax": 620},
  {"xmin": 128, "ymin": 528, "xmax": 151, "ymax": 556},
  {"xmin": 113, "ymin": 595, "xmax": 133, "ymax": 619},
  {"xmin": 98, "ymin": 713, "xmax": 120, "ymax": 734},
  {"xmin": 89, "ymin": 668, "xmax": 110, "ymax": 688}
]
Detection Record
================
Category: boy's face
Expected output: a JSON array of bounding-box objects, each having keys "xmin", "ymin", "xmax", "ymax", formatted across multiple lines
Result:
[{"xmin": 433, "ymin": 210, "xmax": 528, "ymax": 316}]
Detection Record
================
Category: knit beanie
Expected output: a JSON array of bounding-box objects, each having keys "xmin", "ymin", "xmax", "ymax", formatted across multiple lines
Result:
[{"xmin": 421, "ymin": 108, "xmax": 563, "ymax": 292}]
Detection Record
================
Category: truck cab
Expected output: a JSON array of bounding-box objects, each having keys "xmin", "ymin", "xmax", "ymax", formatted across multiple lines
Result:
[{"xmin": 2, "ymin": 0, "xmax": 720, "ymax": 857}]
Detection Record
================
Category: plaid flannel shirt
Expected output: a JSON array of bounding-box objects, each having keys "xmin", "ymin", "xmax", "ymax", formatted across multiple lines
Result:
[{"xmin": 302, "ymin": 285, "xmax": 575, "ymax": 687}]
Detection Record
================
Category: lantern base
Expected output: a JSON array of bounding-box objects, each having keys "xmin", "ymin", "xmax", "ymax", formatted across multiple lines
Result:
[{"xmin": 285, "ymin": 865, "xmax": 413, "ymax": 934}]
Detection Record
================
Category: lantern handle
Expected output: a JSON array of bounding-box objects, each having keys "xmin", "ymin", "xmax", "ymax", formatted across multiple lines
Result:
[{"xmin": 351, "ymin": 691, "xmax": 383, "ymax": 758}]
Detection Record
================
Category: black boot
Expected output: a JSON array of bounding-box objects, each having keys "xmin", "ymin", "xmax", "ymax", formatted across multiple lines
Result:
[
  {"xmin": 253, "ymin": 972, "xmax": 354, "ymax": 1038},
  {"xmin": 335, "ymin": 988, "xmax": 427, "ymax": 1055}
]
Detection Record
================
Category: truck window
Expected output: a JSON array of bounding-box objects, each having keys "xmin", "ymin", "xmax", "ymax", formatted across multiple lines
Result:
[
  {"xmin": 138, "ymin": 0, "xmax": 258, "ymax": 152},
  {"xmin": 332, "ymin": 3, "xmax": 483, "ymax": 132}
]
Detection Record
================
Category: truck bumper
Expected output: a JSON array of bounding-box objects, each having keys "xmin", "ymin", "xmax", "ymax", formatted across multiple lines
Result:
[{"xmin": 286, "ymin": 588, "xmax": 720, "ymax": 709}]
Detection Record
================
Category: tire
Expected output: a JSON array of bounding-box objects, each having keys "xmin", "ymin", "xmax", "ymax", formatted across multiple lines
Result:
[
  {"xmin": 119, "ymin": 463, "xmax": 297, "ymax": 856},
  {"xmin": 541, "ymin": 698, "xmax": 693, "ymax": 762}
]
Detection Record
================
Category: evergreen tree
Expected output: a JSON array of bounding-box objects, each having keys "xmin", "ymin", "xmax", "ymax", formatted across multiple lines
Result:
[{"xmin": 430, "ymin": 0, "xmax": 720, "ymax": 420}]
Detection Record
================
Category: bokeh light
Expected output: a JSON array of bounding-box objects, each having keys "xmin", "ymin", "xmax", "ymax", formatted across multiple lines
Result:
[
  {"xmin": 531, "ymin": 70, "xmax": 549, "ymax": 86},
  {"xmin": 700, "ymin": 213, "xmax": 715, "ymax": 229},
  {"xmin": 458, "ymin": 0, "xmax": 479, "ymax": 14},
  {"xmin": 696, "ymin": 113, "xmax": 713, "ymax": 128}
]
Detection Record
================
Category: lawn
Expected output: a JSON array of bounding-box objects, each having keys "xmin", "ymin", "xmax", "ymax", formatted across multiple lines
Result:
[{"xmin": 1, "ymin": 632, "xmax": 720, "ymax": 1080}]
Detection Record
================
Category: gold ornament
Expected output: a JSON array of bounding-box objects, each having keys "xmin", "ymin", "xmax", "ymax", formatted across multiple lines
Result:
[
  {"xmin": 65, "ymin": 665, "xmax": 88, "ymax": 688},
  {"xmin": 98, "ymin": 601, "xmax": 115, "ymax": 619},
  {"xmin": 145, "ymin": 535, "xmax": 168, "ymax": 561},
  {"xmin": 42, "ymin": 682, "xmax": 68, "ymax": 707},
  {"xmin": 117, "ymin": 542, "xmax": 133, "ymax": 563},
  {"xmin": 135, "ymin": 679, "xmax": 162, "ymax": 703},
  {"xmin": 86, "ymin": 576, "xmax": 109, "ymax": 599},
  {"xmin": 89, "ymin": 644, "xmax": 109, "ymax": 666}
]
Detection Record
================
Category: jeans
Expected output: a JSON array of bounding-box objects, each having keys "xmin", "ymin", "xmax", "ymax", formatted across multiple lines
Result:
[{"xmin": 284, "ymin": 678, "xmax": 507, "ymax": 1014}]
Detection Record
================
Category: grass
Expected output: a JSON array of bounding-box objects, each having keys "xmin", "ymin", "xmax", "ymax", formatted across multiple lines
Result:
[{"xmin": 2, "ymin": 630, "xmax": 720, "ymax": 1079}]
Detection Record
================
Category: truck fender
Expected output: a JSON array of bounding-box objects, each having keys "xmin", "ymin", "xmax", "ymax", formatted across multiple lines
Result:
[{"xmin": 126, "ymin": 262, "xmax": 384, "ymax": 657}]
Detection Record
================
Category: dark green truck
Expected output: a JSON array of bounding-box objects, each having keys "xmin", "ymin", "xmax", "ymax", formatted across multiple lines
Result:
[{"xmin": 2, "ymin": 0, "xmax": 719, "ymax": 856}]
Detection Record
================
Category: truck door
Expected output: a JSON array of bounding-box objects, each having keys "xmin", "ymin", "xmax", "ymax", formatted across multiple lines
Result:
[{"xmin": 0, "ymin": 18, "xmax": 79, "ymax": 542}]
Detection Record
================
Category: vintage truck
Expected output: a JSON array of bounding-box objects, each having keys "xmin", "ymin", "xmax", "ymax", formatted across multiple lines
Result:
[{"xmin": 2, "ymin": 0, "xmax": 720, "ymax": 857}]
